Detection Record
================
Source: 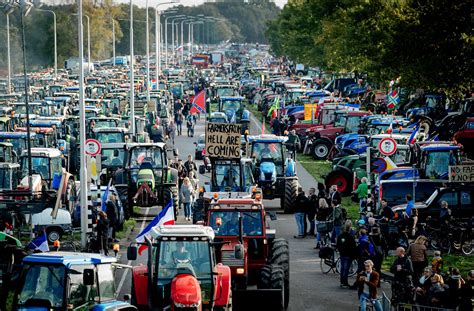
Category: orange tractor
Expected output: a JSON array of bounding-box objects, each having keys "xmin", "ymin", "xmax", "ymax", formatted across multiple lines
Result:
[
  {"xmin": 204, "ymin": 196, "xmax": 290, "ymax": 310},
  {"xmin": 127, "ymin": 225, "xmax": 233, "ymax": 310}
]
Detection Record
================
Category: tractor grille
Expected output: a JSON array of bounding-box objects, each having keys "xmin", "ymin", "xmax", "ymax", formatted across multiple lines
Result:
[
  {"xmin": 221, "ymin": 250, "xmax": 244, "ymax": 266},
  {"xmin": 264, "ymin": 172, "xmax": 273, "ymax": 180}
]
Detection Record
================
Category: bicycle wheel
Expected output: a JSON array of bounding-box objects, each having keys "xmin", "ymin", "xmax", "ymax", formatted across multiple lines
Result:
[
  {"xmin": 461, "ymin": 233, "xmax": 473, "ymax": 255},
  {"xmin": 335, "ymin": 257, "xmax": 341, "ymax": 274},
  {"xmin": 348, "ymin": 259, "xmax": 358, "ymax": 277},
  {"xmin": 320, "ymin": 257, "xmax": 334, "ymax": 274},
  {"xmin": 439, "ymin": 237, "xmax": 452, "ymax": 254}
]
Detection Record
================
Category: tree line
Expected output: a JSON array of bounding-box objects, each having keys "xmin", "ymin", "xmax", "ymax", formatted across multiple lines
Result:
[
  {"xmin": 266, "ymin": 0, "xmax": 473, "ymax": 95},
  {"xmin": 0, "ymin": 0, "xmax": 280, "ymax": 73}
]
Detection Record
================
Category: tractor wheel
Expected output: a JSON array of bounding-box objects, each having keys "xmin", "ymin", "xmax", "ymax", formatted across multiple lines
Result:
[
  {"xmin": 171, "ymin": 186, "xmax": 180, "ymax": 213},
  {"xmin": 282, "ymin": 178, "xmax": 298, "ymax": 214},
  {"xmin": 257, "ymin": 265, "xmax": 272, "ymax": 289},
  {"xmin": 271, "ymin": 239, "xmax": 290, "ymax": 308},
  {"xmin": 311, "ymin": 139, "xmax": 332, "ymax": 160},
  {"xmin": 46, "ymin": 226, "xmax": 63, "ymax": 243},
  {"xmin": 270, "ymin": 265, "xmax": 285, "ymax": 310},
  {"xmin": 325, "ymin": 170, "xmax": 353, "ymax": 195}
]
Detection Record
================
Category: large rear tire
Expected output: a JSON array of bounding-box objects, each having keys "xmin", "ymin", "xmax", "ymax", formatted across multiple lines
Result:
[
  {"xmin": 282, "ymin": 178, "xmax": 298, "ymax": 214},
  {"xmin": 325, "ymin": 170, "xmax": 353, "ymax": 195},
  {"xmin": 257, "ymin": 264, "xmax": 285, "ymax": 310},
  {"xmin": 271, "ymin": 239, "xmax": 290, "ymax": 308}
]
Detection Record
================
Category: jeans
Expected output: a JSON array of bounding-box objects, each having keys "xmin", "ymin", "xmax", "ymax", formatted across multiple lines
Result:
[
  {"xmin": 359, "ymin": 292, "xmax": 382, "ymax": 311},
  {"xmin": 359, "ymin": 198, "xmax": 366, "ymax": 213},
  {"xmin": 294, "ymin": 213, "xmax": 305, "ymax": 236},
  {"xmin": 331, "ymin": 225, "xmax": 341, "ymax": 243},
  {"xmin": 339, "ymin": 256, "xmax": 352, "ymax": 285},
  {"xmin": 177, "ymin": 122, "xmax": 182, "ymax": 135},
  {"xmin": 183, "ymin": 202, "xmax": 191, "ymax": 218}
]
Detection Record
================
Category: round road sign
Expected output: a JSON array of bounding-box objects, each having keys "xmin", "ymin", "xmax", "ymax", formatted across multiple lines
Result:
[
  {"xmin": 372, "ymin": 158, "xmax": 388, "ymax": 174},
  {"xmin": 378, "ymin": 137, "xmax": 397, "ymax": 156},
  {"xmin": 85, "ymin": 139, "xmax": 101, "ymax": 156}
]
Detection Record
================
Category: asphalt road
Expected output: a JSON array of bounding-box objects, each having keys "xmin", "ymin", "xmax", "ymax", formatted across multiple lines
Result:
[{"xmin": 114, "ymin": 114, "xmax": 391, "ymax": 310}]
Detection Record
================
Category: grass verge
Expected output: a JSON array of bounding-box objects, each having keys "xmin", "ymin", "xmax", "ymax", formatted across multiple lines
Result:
[
  {"xmin": 298, "ymin": 154, "xmax": 359, "ymax": 221},
  {"xmin": 116, "ymin": 218, "xmax": 137, "ymax": 240}
]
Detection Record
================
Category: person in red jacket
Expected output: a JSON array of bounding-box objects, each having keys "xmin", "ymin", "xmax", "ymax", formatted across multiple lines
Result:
[{"xmin": 356, "ymin": 260, "xmax": 382, "ymax": 311}]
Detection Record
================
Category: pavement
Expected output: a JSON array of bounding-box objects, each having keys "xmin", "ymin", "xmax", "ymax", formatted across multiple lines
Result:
[{"xmin": 113, "ymin": 114, "xmax": 392, "ymax": 310}]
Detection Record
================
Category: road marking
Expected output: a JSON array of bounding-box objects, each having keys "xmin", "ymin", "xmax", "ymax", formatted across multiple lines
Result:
[{"xmin": 116, "ymin": 207, "xmax": 149, "ymax": 295}]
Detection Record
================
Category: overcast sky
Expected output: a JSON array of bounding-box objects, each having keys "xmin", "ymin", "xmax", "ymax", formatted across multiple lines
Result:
[{"xmin": 114, "ymin": 0, "xmax": 288, "ymax": 9}]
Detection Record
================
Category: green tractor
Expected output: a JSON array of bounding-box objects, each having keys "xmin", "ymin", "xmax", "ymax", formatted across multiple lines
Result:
[{"xmin": 115, "ymin": 143, "xmax": 179, "ymax": 216}]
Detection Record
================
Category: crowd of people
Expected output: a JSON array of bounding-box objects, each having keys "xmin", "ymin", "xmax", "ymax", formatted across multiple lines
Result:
[{"xmin": 292, "ymin": 185, "xmax": 473, "ymax": 311}]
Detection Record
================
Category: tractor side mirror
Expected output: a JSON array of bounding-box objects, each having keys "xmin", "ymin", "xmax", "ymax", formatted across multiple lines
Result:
[
  {"xmin": 268, "ymin": 212, "xmax": 277, "ymax": 221},
  {"xmin": 123, "ymin": 294, "xmax": 131, "ymax": 301},
  {"xmin": 114, "ymin": 149, "xmax": 119, "ymax": 157},
  {"xmin": 38, "ymin": 137, "xmax": 45, "ymax": 146},
  {"xmin": 127, "ymin": 245, "xmax": 138, "ymax": 261},
  {"xmin": 234, "ymin": 244, "xmax": 244, "ymax": 260},
  {"xmin": 83, "ymin": 269, "xmax": 95, "ymax": 286}
]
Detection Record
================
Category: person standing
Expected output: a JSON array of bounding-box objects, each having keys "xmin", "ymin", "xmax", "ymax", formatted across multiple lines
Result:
[
  {"xmin": 307, "ymin": 187, "xmax": 318, "ymax": 236},
  {"xmin": 330, "ymin": 200, "xmax": 344, "ymax": 243},
  {"xmin": 167, "ymin": 120, "xmax": 176, "ymax": 145},
  {"xmin": 180, "ymin": 177, "xmax": 195, "ymax": 221},
  {"xmin": 354, "ymin": 177, "xmax": 369, "ymax": 213},
  {"xmin": 329, "ymin": 185, "xmax": 341, "ymax": 205},
  {"xmin": 337, "ymin": 220, "xmax": 357, "ymax": 288},
  {"xmin": 439, "ymin": 200, "xmax": 451, "ymax": 225},
  {"xmin": 293, "ymin": 188, "xmax": 308, "ymax": 238},
  {"xmin": 390, "ymin": 247, "xmax": 414, "ymax": 303},
  {"xmin": 407, "ymin": 235, "xmax": 428, "ymax": 282},
  {"xmin": 368, "ymin": 226, "xmax": 387, "ymax": 280},
  {"xmin": 97, "ymin": 211, "xmax": 110, "ymax": 256},
  {"xmin": 315, "ymin": 198, "xmax": 331, "ymax": 249},
  {"xmin": 458, "ymin": 270, "xmax": 473, "ymax": 311},
  {"xmin": 105, "ymin": 193, "xmax": 119, "ymax": 240},
  {"xmin": 184, "ymin": 154, "xmax": 198, "ymax": 176},
  {"xmin": 176, "ymin": 111, "xmax": 183, "ymax": 136},
  {"xmin": 356, "ymin": 260, "xmax": 383, "ymax": 311}
]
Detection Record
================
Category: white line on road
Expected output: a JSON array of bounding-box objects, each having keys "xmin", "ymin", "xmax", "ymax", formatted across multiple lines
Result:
[{"xmin": 116, "ymin": 207, "xmax": 149, "ymax": 295}]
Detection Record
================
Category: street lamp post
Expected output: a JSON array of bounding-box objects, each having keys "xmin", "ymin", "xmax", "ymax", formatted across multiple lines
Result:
[
  {"xmin": 129, "ymin": 0, "xmax": 135, "ymax": 136},
  {"xmin": 155, "ymin": 7, "xmax": 177, "ymax": 86},
  {"xmin": 170, "ymin": 15, "xmax": 184, "ymax": 67},
  {"xmin": 164, "ymin": 13, "xmax": 181, "ymax": 70},
  {"xmin": 111, "ymin": 18, "xmax": 115, "ymax": 66},
  {"xmin": 85, "ymin": 14, "xmax": 90, "ymax": 73},
  {"xmin": 6, "ymin": 12, "xmax": 11, "ymax": 93},
  {"xmin": 180, "ymin": 18, "xmax": 193, "ymax": 64},
  {"xmin": 36, "ymin": 8, "xmax": 57, "ymax": 77}
]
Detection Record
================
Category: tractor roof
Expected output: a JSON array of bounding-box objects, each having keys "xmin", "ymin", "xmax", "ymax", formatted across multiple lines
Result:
[
  {"xmin": 0, "ymin": 131, "xmax": 37, "ymax": 139},
  {"xmin": 248, "ymin": 134, "xmax": 288, "ymax": 144},
  {"xmin": 93, "ymin": 127, "xmax": 128, "ymax": 133},
  {"xmin": 220, "ymin": 96, "xmax": 244, "ymax": 101},
  {"xmin": 127, "ymin": 142, "xmax": 166, "ymax": 150},
  {"xmin": 421, "ymin": 144, "xmax": 460, "ymax": 151},
  {"xmin": 23, "ymin": 252, "xmax": 116, "ymax": 268},
  {"xmin": 151, "ymin": 225, "xmax": 215, "ymax": 240},
  {"xmin": 21, "ymin": 148, "xmax": 62, "ymax": 158}
]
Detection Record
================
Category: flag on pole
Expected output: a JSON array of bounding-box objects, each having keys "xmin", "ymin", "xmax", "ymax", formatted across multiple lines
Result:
[
  {"xmin": 267, "ymin": 96, "xmax": 280, "ymax": 118},
  {"xmin": 175, "ymin": 45, "xmax": 183, "ymax": 52},
  {"xmin": 101, "ymin": 179, "xmax": 112, "ymax": 212},
  {"xmin": 27, "ymin": 231, "xmax": 49, "ymax": 252},
  {"xmin": 190, "ymin": 90, "xmax": 206, "ymax": 114},
  {"xmin": 136, "ymin": 199, "xmax": 175, "ymax": 255},
  {"xmin": 387, "ymin": 89, "xmax": 400, "ymax": 113},
  {"xmin": 408, "ymin": 123, "xmax": 420, "ymax": 144}
]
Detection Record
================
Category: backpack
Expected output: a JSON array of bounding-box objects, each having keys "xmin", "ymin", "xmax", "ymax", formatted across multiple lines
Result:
[{"xmin": 369, "ymin": 236, "xmax": 384, "ymax": 257}]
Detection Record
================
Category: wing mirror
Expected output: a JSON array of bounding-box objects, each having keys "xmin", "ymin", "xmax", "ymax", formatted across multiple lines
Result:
[
  {"xmin": 127, "ymin": 245, "xmax": 138, "ymax": 261},
  {"xmin": 83, "ymin": 268, "xmax": 95, "ymax": 286},
  {"xmin": 234, "ymin": 244, "xmax": 244, "ymax": 260}
]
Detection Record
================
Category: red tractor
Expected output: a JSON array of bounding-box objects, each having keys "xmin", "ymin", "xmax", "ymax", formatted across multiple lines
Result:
[
  {"xmin": 205, "ymin": 196, "xmax": 290, "ymax": 310},
  {"xmin": 127, "ymin": 225, "xmax": 232, "ymax": 311},
  {"xmin": 304, "ymin": 110, "xmax": 369, "ymax": 160},
  {"xmin": 453, "ymin": 117, "xmax": 474, "ymax": 158}
]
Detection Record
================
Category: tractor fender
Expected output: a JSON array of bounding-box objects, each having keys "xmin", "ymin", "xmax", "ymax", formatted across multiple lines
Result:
[
  {"xmin": 132, "ymin": 265, "xmax": 148, "ymax": 306},
  {"xmin": 315, "ymin": 136, "xmax": 333, "ymax": 146},
  {"xmin": 168, "ymin": 167, "xmax": 178, "ymax": 184},
  {"xmin": 171, "ymin": 274, "xmax": 202, "ymax": 308},
  {"xmin": 285, "ymin": 158, "xmax": 296, "ymax": 177},
  {"xmin": 213, "ymin": 263, "xmax": 232, "ymax": 308}
]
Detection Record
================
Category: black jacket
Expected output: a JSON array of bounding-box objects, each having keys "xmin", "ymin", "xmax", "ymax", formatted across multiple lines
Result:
[
  {"xmin": 294, "ymin": 193, "xmax": 310, "ymax": 214},
  {"xmin": 390, "ymin": 256, "xmax": 414, "ymax": 283},
  {"xmin": 337, "ymin": 232, "xmax": 357, "ymax": 258},
  {"xmin": 106, "ymin": 201, "xmax": 118, "ymax": 226},
  {"xmin": 97, "ymin": 218, "xmax": 110, "ymax": 238}
]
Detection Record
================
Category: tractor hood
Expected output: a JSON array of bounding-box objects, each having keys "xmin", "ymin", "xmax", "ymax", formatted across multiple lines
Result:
[
  {"xmin": 171, "ymin": 274, "xmax": 202, "ymax": 308},
  {"xmin": 202, "ymin": 192, "xmax": 255, "ymax": 201}
]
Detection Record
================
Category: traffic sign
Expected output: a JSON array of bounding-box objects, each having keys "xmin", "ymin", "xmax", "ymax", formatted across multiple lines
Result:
[
  {"xmin": 371, "ymin": 158, "xmax": 388, "ymax": 174},
  {"xmin": 378, "ymin": 137, "xmax": 397, "ymax": 156},
  {"xmin": 85, "ymin": 138, "xmax": 101, "ymax": 156}
]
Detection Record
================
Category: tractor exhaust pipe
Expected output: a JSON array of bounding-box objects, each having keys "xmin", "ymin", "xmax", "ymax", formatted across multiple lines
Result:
[{"xmin": 145, "ymin": 235, "xmax": 153, "ymax": 307}]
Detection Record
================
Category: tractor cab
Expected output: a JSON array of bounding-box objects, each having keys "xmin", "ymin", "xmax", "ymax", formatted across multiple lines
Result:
[
  {"xmin": 16, "ymin": 127, "xmax": 58, "ymax": 148},
  {"xmin": 13, "ymin": 252, "xmax": 135, "ymax": 310},
  {"xmin": 0, "ymin": 162, "xmax": 20, "ymax": 191},
  {"xmin": 0, "ymin": 115, "xmax": 13, "ymax": 132},
  {"xmin": 87, "ymin": 116, "xmax": 120, "ymax": 131},
  {"xmin": 219, "ymin": 96, "xmax": 246, "ymax": 123},
  {"xmin": 0, "ymin": 142, "xmax": 16, "ymax": 163},
  {"xmin": 92, "ymin": 127, "xmax": 129, "ymax": 144},
  {"xmin": 127, "ymin": 225, "xmax": 232, "ymax": 311},
  {"xmin": 248, "ymin": 135, "xmax": 298, "ymax": 213},
  {"xmin": 20, "ymin": 148, "xmax": 64, "ymax": 190},
  {"xmin": 209, "ymin": 159, "xmax": 256, "ymax": 193},
  {"xmin": 0, "ymin": 131, "xmax": 38, "ymax": 156}
]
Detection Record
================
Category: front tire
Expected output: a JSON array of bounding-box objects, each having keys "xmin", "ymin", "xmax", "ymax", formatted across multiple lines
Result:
[
  {"xmin": 282, "ymin": 178, "xmax": 298, "ymax": 214},
  {"xmin": 311, "ymin": 139, "xmax": 332, "ymax": 160}
]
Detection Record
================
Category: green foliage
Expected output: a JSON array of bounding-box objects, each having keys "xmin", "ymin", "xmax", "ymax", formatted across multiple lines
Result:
[{"xmin": 267, "ymin": 0, "xmax": 473, "ymax": 93}]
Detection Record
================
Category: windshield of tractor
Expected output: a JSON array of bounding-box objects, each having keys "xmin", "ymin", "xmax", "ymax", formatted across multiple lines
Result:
[
  {"xmin": 466, "ymin": 121, "xmax": 474, "ymax": 129},
  {"xmin": 214, "ymin": 162, "xmax": 241, "ymax": 188},
  {"xmin": 217, "ymin": 88, "xmax": 235, "ymax": 97},
  {"xmin": 5, "ymin": 138, "xmax": 28, "ymax": 155},
  {"xmin": 319, "ymin": 109, "xmax": 336, "ymax": 125},
  {"xmin": 221, "ymin": 100, "xmax": 240, "ymax": 112},
  {"xmin": 96, "ymin": 132, "xmax": 124, "ymax": 144},
  {"xmin": 210, "ymin": 211, "xmax": 263, "ymax": 236},
  {"xmin": 423, "ymin": 150, "xmax": 458, "ymax": 179},
  {"xmin": 156, "ymin": 240, "xmax": 212, "ymax": 305},
  {"xmin": 17, "ymin": 264, "xmax": 66, "ymax": 309},
  {"xmin": 251, "ymin": 142, "xmax": 283, "ymax": 164},
  {"xmin": 344, "ymin": 116, "xmax": 361, "ymax": 133},
  {"xmin": 101, "ymin": 148, "xmax": 126, "ymax": 168},
  {"xmin": 0, "ymin": 167, "xmax": 17, "ymax": 190},
  {"xmin": 21, "ymin": 156, "xmax": 62, "ymax": 181},
  {"xmin": 93, "ymin": 120, "xmax": 118, "ymax": 129},
  {"xmin": 130, "ymin": 147, "xmax": 164, "ymax": 169},
  {"xmin": 334, "ymin": 114, "xmax": 346, "ymax": 128}
]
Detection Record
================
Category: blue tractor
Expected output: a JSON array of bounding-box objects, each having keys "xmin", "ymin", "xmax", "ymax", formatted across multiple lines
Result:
[
  {"xmin": 249, "ymin": 135, "xmax": 299, "ymax": 213},
  {"xmin": 12, "ymin": 252, "xmax": 136, "ymax": 310}
]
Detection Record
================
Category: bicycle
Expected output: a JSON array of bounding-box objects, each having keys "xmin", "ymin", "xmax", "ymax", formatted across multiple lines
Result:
[
  {"xmin": 59, "ymin": 229, "xmax": 100, "ymax": 253},
  {"xmin": 319, "ymin": 245, "xmax": 357, "ymax": 277}
]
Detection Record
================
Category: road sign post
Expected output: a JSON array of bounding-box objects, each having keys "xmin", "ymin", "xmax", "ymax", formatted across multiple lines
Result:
[
  {"xmin": 85, "ymin": 138, "xmax": 101, "ymax": 157},
  {"xmin": 378, "ymin": 137, "xmax": 397, "ymax": 156}
]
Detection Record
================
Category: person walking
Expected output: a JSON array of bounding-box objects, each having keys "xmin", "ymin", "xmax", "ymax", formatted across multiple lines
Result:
[
  {"xmin": 337, "ymin": 220, "xmax": 357, "ymax": 288},
  {"xmin": 184, "ymin": 154, "xmax": 198, "ymax": 176},
  {"xmin": 356, "ymin": 260, "xmax": 383, "ymax": 311},
  {"xmin": 176, "ymin": 112, "xmax": 183, "ymax": 136},
  {"xmin": 180, "ymin": 177, "xmax": 195, "ymax": 221},
  {"xmin": 167, "ymin": 120, "xmax": 176, "ymax": 145},
  {"xmin": 293, "ymin": 188, "xmax": 308, "ymax": 238},
  {"xmin": 97, "ymin": 211, "xmax": 110, "ymax": 256},
  {"xmin": 408, "ymin": 235, "xmax": 428, "ymax": 282}
]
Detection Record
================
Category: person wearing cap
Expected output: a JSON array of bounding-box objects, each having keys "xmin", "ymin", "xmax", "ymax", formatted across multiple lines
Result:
[{"xmin": 356, "ymin": 259, "xmax": 383, "ymax": 311}]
